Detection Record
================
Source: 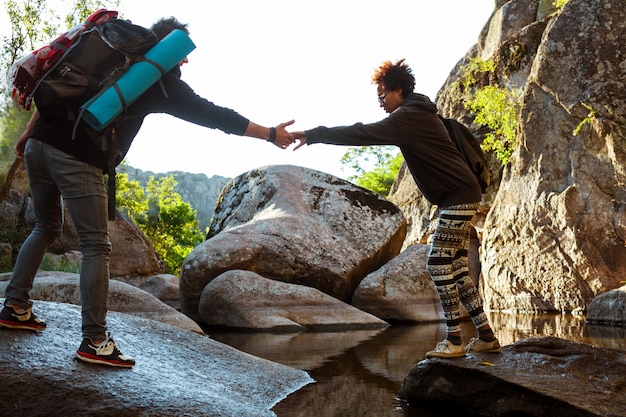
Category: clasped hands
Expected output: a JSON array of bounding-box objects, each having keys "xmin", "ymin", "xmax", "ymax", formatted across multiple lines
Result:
[{"xmin": 271, "ymin": 120, "xmax": 307, "ymax": 151}]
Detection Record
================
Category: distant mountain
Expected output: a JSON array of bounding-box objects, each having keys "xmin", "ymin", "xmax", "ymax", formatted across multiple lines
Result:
[{"xmin": 119, "ymin": 165, "xmax": 231, "ymax": 234}]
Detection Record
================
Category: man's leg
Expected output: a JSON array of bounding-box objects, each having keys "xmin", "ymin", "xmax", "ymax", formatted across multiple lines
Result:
[{"xmin": 1, "ymin": 139, "xmax": 62, "ymax": 331}]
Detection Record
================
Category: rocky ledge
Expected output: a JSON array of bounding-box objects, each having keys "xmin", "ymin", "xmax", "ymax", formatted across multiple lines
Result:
[
  {"xmin": 0, "ymin": 300, "xmax": 312, "ymax": 417},
  {"xmin": 398, "ymin": 336, "xmax": 626, "ymax": 417}
]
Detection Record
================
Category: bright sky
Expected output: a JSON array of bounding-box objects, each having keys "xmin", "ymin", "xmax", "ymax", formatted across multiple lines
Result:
[{"xmin": 3, "ymin": 0, "xmax": 494, "ymax": 180}]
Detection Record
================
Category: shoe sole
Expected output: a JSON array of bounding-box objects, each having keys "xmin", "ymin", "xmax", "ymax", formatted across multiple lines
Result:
[
  {"xmin": 425, "ymin": 351, "xmax": 467, "ymax": 358},
  {"xmin": 75, "ymin": 352, "xmax": 135, "ymax": 368},
  {"xmin": 0, "ymin": 320, "xmax": 46, "ymax": 331},
  {"xmin": 467, "ymin": 348, "xmax": 502, "ymax": 353}
]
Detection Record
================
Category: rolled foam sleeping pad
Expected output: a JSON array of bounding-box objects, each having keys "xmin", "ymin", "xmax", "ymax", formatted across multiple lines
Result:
[{"xmin": 81, "ymin": 28, "xmax": 196, "ymax": 131}]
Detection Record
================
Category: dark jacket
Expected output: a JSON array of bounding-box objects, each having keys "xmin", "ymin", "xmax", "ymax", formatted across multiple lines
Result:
[
  {"xmin": 305, "ymin": 93, "xmax": 481, "ymax": 207},
  {"xmin": 31, "ymin": 66, "xmax": 250, "ymax": 170}
]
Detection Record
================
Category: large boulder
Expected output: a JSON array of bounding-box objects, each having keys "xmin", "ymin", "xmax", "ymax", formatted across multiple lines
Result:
[
  {"xmin": 352, "ymin": 239, "xmax": 480, "ymax": 323},
  {"xmin": 199, "ymin": 269, "xmax": 388, "ymax": 332},
  {"xmin": 0, "ymin": 300, "xmax": 312, "ymax": 417},
  {"xmin": 389, "ymin": 0, "xmax": 626, "ymax": 313},
  {"xmin": 180, "ymin": 165, "xmax": 407, "ymax": 321},
  {"xmin": 481, "ymin": 0, "xmax": 626, "ymax": 312},
  {"xmin": 398, "ymin": 336, "xmax": 626, "ymax": 417},
  {"xmin": 352, "ymin": 244, "xmax": 442, "ymax": 322},
  {"xmin": 585, "ymin": 285, "xmax": 626, "ymax": 326}
]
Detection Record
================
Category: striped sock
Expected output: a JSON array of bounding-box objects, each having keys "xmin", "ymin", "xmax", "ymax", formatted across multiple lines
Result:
[
  {"xmin": 479, "ymin": 328, "xmax": 496, "ymax": 342},
  {"xmin": 447, "ymin": 334, "xmax": 462, "ymax": 345}
]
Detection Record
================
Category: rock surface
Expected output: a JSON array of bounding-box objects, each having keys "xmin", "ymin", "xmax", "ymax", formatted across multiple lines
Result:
[
  {"xmin": 199, "ymin": 270, "xmax": 389, "ymax": 331},
  {"xmin": 0, "ymin": 272, "xmax": 202, "ymax": 334},
  {"xmin": 351, "ymin": 244, "xmax": 445, "ymax": 322},
  {"xmin": 586, "ymin": 285, "xmax": 626, "ymax": 326},
  {"xmin": 399, "ymin": 336, "xmax": 626, "ymax": 417},
  {"xmin": 389, "ymin": 0, "xmax": 626, "ymax": 313},
  {"xmin": 181, "ymin": 165, "xmax": 406, "ymax": 321},
  {"xmin": 0, "ymin": 300, "xmax": 313, "ymax": 417}
]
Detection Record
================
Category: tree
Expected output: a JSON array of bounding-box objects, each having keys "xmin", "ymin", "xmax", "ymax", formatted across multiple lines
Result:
[
  {"xmin": 1, "ymin": 0, "xmax": 119, "ymax": 200},
  {"xmin": 116, "ymin": 174, "xmax": 204, "ymax": 275},
  {"xmin": 340, "ymin": 145, "xmax": 403, "ymax": 197}
]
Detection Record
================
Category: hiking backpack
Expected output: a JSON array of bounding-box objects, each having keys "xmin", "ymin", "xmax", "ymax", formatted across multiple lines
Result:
[
  {"xmin": 439, "ymin": 116, "xmax": 491, "ymax": 193},
  {"xmin": 10, "ymin": 10, "xmax": 158, "ymax": 219}
]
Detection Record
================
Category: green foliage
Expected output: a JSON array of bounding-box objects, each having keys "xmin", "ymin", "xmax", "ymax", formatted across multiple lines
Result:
[
  {"xmin": 39, "ymin": 254, "xmax": 81, "ymax": 273},
  {"xmin": 553, "ymin": 0, "xmax": 568, "ymax": 11},
  {"xmin": 116, "ymin": 174, "xmax": 204, "ymax": 275},
  {"xmin": 572, "ymin": 102, "xmax": 595, "ymax": 136},
  {"xmin": 0, "ymin": 218, "xmax": 30, "ymax": 272},
  {"xmin": 466, "ymin": 85, "xmax": 522, "ymax": 165},
  {"xmin": 340, "ymin": 145, "xmax": 403, "ymax": 196}
]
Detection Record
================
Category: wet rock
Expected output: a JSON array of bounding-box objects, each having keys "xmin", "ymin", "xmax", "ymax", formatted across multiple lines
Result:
[
  {"xmin": 199, "ymin": 269, "xmax": 389, "ymax": 332},
  {"xmin": 399, "ymin": 336, "xmax": 626, "ymax": 416},
  {"xmin": 0, "ymin": 300, "xmax": 313, "ymax": 417}
]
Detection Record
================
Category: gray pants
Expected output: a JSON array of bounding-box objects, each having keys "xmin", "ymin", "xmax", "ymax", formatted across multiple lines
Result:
[{"xmin": 5, "ymin": 138, "xmax": 111, "ymax": 340}]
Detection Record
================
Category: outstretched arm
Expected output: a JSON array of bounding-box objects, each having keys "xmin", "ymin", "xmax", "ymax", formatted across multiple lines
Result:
[{"xmin": 244, "ymin": 119, "xmax": 295, "ymax": 149}]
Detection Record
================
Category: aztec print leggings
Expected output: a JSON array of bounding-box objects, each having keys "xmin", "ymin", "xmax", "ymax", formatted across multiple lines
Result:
[{"xmin": 426, "ymin": 202, "xmax": 489, "ymax": 334}]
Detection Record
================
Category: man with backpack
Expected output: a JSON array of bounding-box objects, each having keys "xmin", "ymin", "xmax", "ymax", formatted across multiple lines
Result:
[
  {"xmin": 291, "ymin": 59, "xmax": 501, "ymax": 358},
  {"xmin": 0, "ymin": 16, "xmax": 294, "ymax": 368}
]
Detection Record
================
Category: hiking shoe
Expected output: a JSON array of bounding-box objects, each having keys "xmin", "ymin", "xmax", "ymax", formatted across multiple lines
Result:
[
  {"xmin": 0, "ymin": 305, "xmax": 47, "ymax": 331},
  {"xmin": 425, "ymin": 339, "xmax": 467, "ymax": 358},
  {"xmin": 465, "ymin": 337, "xmax": 502, "ymax": 353},
  {"xmin": 76, "ymin": 332, "xmax": 135, "ymax": 368}
]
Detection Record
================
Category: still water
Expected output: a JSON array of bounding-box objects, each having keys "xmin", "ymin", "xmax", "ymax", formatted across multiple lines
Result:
[{"xmin": 208, "ymin": 313, "xmax": 626, "ymax": 417}]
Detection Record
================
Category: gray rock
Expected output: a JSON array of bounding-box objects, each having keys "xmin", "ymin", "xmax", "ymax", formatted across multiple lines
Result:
[
  {"xmin": 352, "ymin": 244, "xmax": 443, "ymax": 322},
  {"xmin": 181, "ymin": 165, "xmax": 406, "ymax": 321},
  {"xmin": 586, "ymin": 285, "xmax": 626, "ymax": 326},
  {"xmin": 399, "ymin": 336, "xmax": 626, "ymax": 417},
  {"xmin": 0, "ymin": 300, "xmax": 313, "ymax": 417},
  {"xmin": 199, "ymin": 270, "xmax": 389, "ymax": 332},
  {"xmin": 0, "ymin": 272, "xmax": 202, "ymax": 334},
  {"xmin": 480, "ymin": 0, "xmax": 626, "ymax": 312},
  {"xmin": 390, "ymin": 0, "xmax": 626, "ymax": 313},
  {"xmin": 139, "ymin": 273, "xmax": 181, "ymax": 310}
]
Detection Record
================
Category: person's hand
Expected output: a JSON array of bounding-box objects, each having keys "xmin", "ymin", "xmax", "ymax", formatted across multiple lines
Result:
[
  {"xmin": 14, "ymin": 133, "xmax": 28, "ymax": 160},
  {"xmin": 273, "ymin": 119, "xmax": 295, "ymax": 149},
  {"xmin": 292, "ymin": 131, "xmax": 307, "ymax": 151},
  {"xmin": 14, "ymin": 109, "xmax": 39, "ymax": 160}
]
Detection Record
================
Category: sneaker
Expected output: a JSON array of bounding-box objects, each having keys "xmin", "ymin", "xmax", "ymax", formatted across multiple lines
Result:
[
  {"xmin": 0, "ymin": 305, "xmax": 47, "ymax": 331},
  {"xmin": 465, "ymin": 337, "xmax": 502, "ymax": 353},
  {"xmin": 76, "ymin": 332, "xmax": 135, "ymax": 368},
  {"xmin": 425, "ymin": 339, "xmax": 467, "ymax": 358}
]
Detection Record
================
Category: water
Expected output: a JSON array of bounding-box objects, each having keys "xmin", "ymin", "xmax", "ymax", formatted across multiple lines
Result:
[{"xmin": 208, "ymin": 313, "xmax": 626, "ymax": 417}]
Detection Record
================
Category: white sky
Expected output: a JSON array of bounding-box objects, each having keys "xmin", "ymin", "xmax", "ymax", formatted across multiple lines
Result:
[{"xmin": 3, "ymin": 0, "xmax": 494, "ymax": 180}]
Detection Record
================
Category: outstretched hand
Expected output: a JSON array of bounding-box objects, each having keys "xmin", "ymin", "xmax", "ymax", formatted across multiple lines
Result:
[
  {"xmin": 273, "ymin": 119, "xmax": 295, "ymax": 149},
  {"xmin": 291, "ymin": 131, "xmax": 307, "ymax": 151}
]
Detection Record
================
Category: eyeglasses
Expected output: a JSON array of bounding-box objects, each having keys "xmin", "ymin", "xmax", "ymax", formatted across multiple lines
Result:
[{"xmin": 378, "ymin": 90, "xmax": 392, "ymax": 104}]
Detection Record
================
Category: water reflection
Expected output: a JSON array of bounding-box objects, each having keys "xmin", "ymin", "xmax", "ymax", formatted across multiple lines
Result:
[{"xmin": 208, "ymin": 313, "xmax": 626, "ymax": 417}]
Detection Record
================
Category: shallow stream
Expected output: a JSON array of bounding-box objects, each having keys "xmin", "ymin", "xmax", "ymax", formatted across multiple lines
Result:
[{"xmin": 208, "ymin": 313, "xmax": 626, "ymax": 416}]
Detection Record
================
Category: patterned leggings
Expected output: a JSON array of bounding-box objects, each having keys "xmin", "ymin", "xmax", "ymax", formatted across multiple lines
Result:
[{"xmin": 426, "ymin": 202, "xmax": 489, "ymax": 334}]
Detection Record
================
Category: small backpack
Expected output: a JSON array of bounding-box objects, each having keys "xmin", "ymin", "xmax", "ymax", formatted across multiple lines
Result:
[
  {"xmin": 439, "ymin": 116, "xmax": 491, "ymax": 193},
  {"xmin": 13, "ymin": 11, "xmax": 158, "ymax": 220}
]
